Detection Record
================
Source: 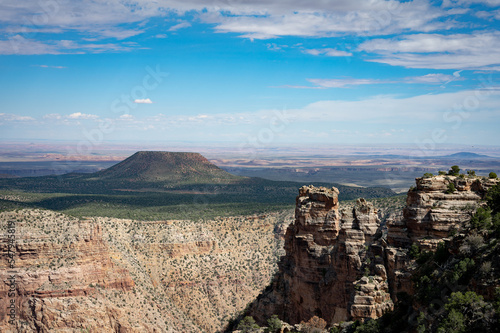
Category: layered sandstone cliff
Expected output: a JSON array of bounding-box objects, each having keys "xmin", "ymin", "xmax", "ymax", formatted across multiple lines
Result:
[
  {"xmin": 248, "ymin": 186, "xmax": 393, "ymax": 325},
  {"xmin": 1, "ymin": 208, "xmax": 291, "ymax": 333},
  {"xmin": 0, "ymin": 210, "xmax": 143, "ymax": 333},
  {"xmin": 249, "ymin": 176, "xmax": 498, "ymax": 327},
  {"xmin": 385, "ymin": 175, "xmax": 499, "ymax": 299},
  {"xmin": 388, "ymin": 175, "xmax": 498, "ymax": 250}
]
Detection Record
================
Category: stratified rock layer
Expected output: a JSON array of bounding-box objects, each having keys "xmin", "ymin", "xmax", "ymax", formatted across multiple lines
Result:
[
  {"xmin": 385, "ymin": 175, "xmax": 499, "ymax": 299},
  {"xmin": 249, "ymin": 186, "xmax": 393, "ymax": 325},
  {"xmin": 389, "ymin": 176, "xmax": 497, "ymax": 249},
  {"xmin": 1, "ymin": 208, "xmax": 292, "ymax": 333},
  {"xmin": 0, "ymin": 210, "xmax": 139, "ymax": 333},
  {"xmin": 250, "ymin": 176, "xmax": 498, "ymax": 326}
]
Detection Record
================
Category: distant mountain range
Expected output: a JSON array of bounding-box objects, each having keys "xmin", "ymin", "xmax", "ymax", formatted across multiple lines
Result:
[
  {"xmin": 348, "ymin": 151, "xmax": 492, "ymax": 160},
  {"xmin": 442, "ymin": 152, "xmax": 491, "ymax": 159}
]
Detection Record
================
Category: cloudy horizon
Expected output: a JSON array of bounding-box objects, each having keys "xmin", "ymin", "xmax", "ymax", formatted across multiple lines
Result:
[{"xmin": 1, "ymin": 0, "xmax": 499, "ymax": 148}]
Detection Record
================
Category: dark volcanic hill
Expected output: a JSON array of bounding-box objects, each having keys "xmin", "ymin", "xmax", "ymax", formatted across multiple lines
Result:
[{"xmin": 94, "ymin": 151, "xmax": 242, "ymax": 184}]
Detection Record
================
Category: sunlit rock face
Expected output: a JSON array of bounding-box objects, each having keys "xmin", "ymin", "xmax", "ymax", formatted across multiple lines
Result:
[
  {"xmin": 250, "ymin": 176, "xmax": 499, "ymax": 326},
  {"xmin": 385, "ymin": 175, "xmax": 499, "ymax": 300},
  {"xmin": 249, "ymin": 186, "xmax": 393, "ymax": 325}
]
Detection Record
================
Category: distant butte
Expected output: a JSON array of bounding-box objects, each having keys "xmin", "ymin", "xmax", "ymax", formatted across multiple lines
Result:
[{"xmin": 94, "ymin": 151, "xmax": 243, "ymax": 184}]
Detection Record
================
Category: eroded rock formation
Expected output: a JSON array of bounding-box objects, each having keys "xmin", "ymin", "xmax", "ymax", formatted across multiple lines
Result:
[
  {"xmin": 249, "ymin": 176, "xmax": 499, "ymax": 326},
  {"xmin": 1, "ymin": 208, "xmax": 292, "ymax": 333},
  {"xmin": 249, "ymin": 185, "xmax": 393, "ymax": 325},
  {"xmin": 0, "ymin": 210, "xmax": 139, "ymax": 332},
  {"xmin": 385, "ymin": 175, "xmax": 499, "ymax": 300}
]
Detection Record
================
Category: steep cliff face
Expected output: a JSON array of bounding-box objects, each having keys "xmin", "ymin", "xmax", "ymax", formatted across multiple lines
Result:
[
  {"xmin": 249, "ymin": 176, "xmax": 499, "ymax": 327},
  {"xmin": 388, "ymin": 175, "xmax": 498, "ymax": 250},
  {"xmin": 385, "ymin": 175, "xmax": 499, "ymax": 299},
  {"xmin": 1, "ymin": 208, "xmax": 291, "ymax": 333},
  {"xmin": 249, "ymin": 186, "xmax": 393, "ymax": 325},
  {"xmin": 0, "ymin": 210, "xmax": 144, "ymax": 333}
]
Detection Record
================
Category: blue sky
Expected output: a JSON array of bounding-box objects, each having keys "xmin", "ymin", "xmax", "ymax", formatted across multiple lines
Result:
[{"xmin": 0, "ymin": 0, "xmax": 499, "ymax": 148}]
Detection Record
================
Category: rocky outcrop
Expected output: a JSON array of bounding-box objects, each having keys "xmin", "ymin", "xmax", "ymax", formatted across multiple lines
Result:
[
  {"xmin": 385, "ymin": 175, "xmax": 499, "ymax": 300},
  {"xmin": 248, "ymin": 186, "xmax": 393, "ymax": 326},
  {"xmin": 388, "ymin": 175, "xmax": 498, "ymax": 250},
  {"xmin": 249, "ymin": 176, "xmax": 499, "ymax": 327}
]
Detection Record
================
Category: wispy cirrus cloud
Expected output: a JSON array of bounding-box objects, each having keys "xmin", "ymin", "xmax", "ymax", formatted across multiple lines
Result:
[
  {"xmin": 359, "ymin": 31, "xmax": 500, "ymax": 70},
  {"xmin": 168, "ymin": 21, "xmax": 191, "ymax": 32},
  {"xmin": 32, "ymin": 64, "xmax": 66, "ymax": 69},
  {"xmin": 85, "ymin": 28, "xmax": 145, "ymax": 40},
  {"xmin": 280, "ymin": 73, "xmax": 463, "ymax": 89},
  {"xmin": 302, "ymin": 48, "xmax": 352, "ymax": 57},
  {"xmin": 0, "ymin": 35, "xmax": 142, "ymax": 55},
  {"xmin": 0, "ymin": 113, "xmax": 36, "ymax": 123},
  {"xmin": 202, "ymin": 0, "xmax": 451, "ymax": 39},
  {"xmin": 38, "ymin": 89, "xmax": 500, "ymax": 139},
  {"xmin": 405, "ymin": 73, "xmax": 463, "ymax": 84},
  {"xmin": 290, "ymin": 89, "xmax": 500, "ymax": 123},
  {"xmin": 0, "ymin": 0, "xmax": 453, "ymax": 42},
  {"xmin": 307, "ymin": 78, "xmax": 384, "ymax": 88}
]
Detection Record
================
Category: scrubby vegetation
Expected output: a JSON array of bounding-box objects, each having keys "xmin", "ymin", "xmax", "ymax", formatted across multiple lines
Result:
[
  {"xmin": 0, "ymin": 177, "xmax": 396, "ymax": 221},
  {"xmin": 0, "ymin": 151, "xmax": 396, "ymax": 220},
  {"xmin": 449, "ymin": 165, "xmax": 461, "ymax": 176},
  {"xmin": 1, "ymin": 207, "xmax": 292, "ymax": 332},
  {"xmin": 352, "ymin": 184, "xmax": 500, "ymax": 333}
]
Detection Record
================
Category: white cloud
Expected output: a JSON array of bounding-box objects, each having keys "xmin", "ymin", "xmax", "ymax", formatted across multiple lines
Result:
[
  {"xmin": 0, "ymin": 0, "xmax": 156, "ymax": 31},
  {"xmin": 289, "ymin": 89, "xmax": 500, "ymax": 123},
  {"xmin": 97, "ymin": 88, "xmax": 500, "ymax": 140},
  {"xmin": 307, "ymin": 78, "xmax": 384, "ymax": 88},
  {"xmin": 4, "ymin": 27, "xmax": 63, "ymax": 34},
  {"xmin": 202, "ymin": 1, "xmax": 450, "ymax": 39},
  {"xmin": 0, "ymin": 36, "xmax": 61, "ymax": 55},
  {"xmin": 0, "ymin": 0, "xmax": 452, "ymax": 43},
  {"xmin": 67, "ymin": 112, "xmax": 99, "ymax": 120},
  {"xmin": 134, "ymin": 98, "xmax": 153, "ymax": 104},
  {"xmin": 87, "ymin": 28, "xmax": 145, "ymax": 40},
  {"xmin": 168, "ymin": 21, "xmax": 192, "ymax": 32},
  {"xmin": 302, "ymin": 48, "xmax": 352, "ymax": 57},
  {"xmin": 405, "ymin": 73, "xmax": 463, "ymax": 84},
  {"xmin": 43, "ymin": 113, "xmax": 62, "ymax": 119},
  {"xmin": 446, "ymin": 0, "xmax": 500, "ymax": 6},
  {"xmin": 266, "ymin": 43, "xmax": 284, "ymax": 51},
  {"xmin": 0, "ymin": 35, "xmax": 139, "ymax": 55},
  {"xmin": 32, "ymin": 64, "xmax": 66, "ymax": 69},
  {"xmin": 0, "ymin": 113, "xmax": 36, "ymax": 122},
  {"xmin": 359, "ymin": 31, "xmax": 500, "ymax": 69},
  {"xmin": 281, "ymin": 73, "xmax": 465, "ymax": 89}
]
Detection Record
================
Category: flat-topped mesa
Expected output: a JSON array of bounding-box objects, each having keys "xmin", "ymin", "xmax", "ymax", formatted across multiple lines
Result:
[
  {"xmin": 249, "ymin": 185, "xmax": 393, "ymax": 325},
  {"xmin": 388, "ymin": 175, "xmax": 499, "ymax": 251}
]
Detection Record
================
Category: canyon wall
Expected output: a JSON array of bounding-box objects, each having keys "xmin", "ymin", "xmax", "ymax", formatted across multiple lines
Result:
[
  {"xmin": 248, "ymin": 185, "xmax": 393, "ymax": 325},
  {"xmin": 0, "ymin": 209, "xmax": 292, "ymax": 332},
  {"xmin": 385, "ymin": 175, "xmax": 499, "ymax": 300},
  {"xmin": 249, "ymin": 176, "xmax": 498, "ymax": 326}
]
